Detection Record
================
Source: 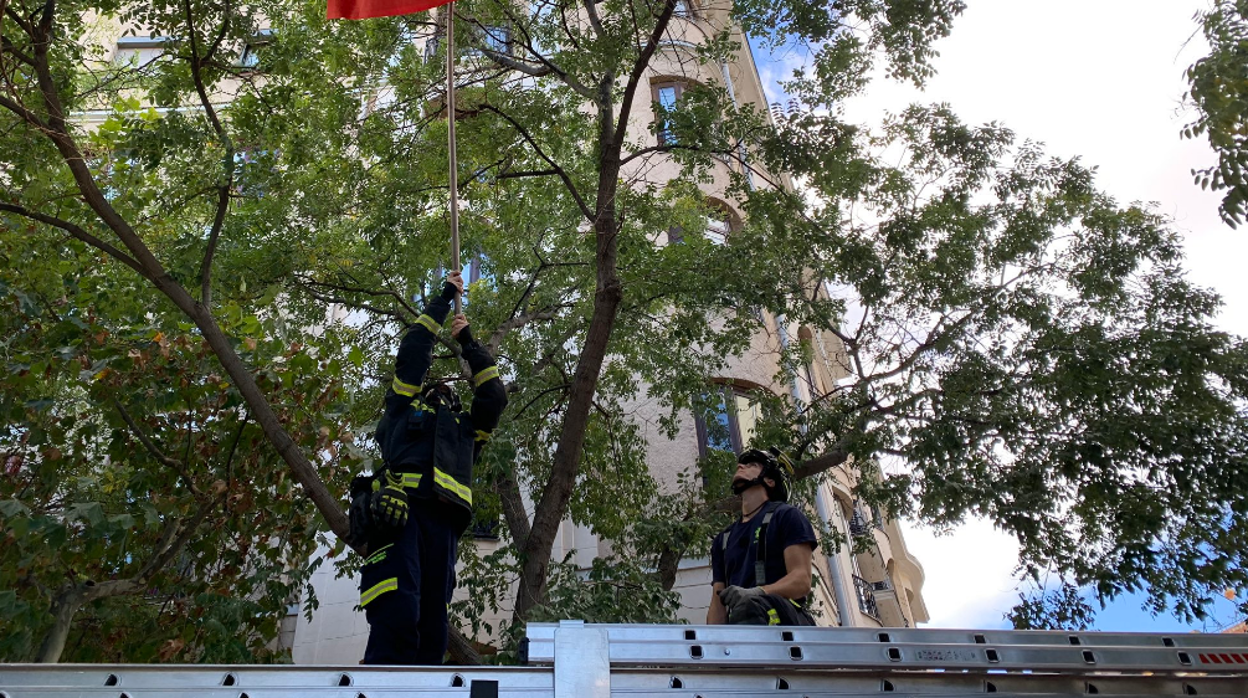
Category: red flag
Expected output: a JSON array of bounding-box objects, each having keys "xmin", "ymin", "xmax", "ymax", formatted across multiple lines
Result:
[{"xmin": 328, "ymin": 0, "xmax": 452, "ymax": 20}]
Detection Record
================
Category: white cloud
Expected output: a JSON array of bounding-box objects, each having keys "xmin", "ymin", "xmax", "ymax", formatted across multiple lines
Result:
[
  {"xmin": 827, "ymin": 0, "xmax": 1248, "ymax": 626},
  {"xmin": 900, "ymin": 519, "xmax": 1021, "ymax": 628},
  {"xmin": 840, "ymin": 0, "xmax": 1248, "ymax": 338}
]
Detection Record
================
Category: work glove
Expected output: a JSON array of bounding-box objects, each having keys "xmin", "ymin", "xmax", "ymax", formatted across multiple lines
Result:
[
  {"xmin": 371, "ymin": 470, "xmax": 410, "ymax": 528},
  {"xmin": 718, "ymin": 585, "xmax": 766, "ymax": 612}
]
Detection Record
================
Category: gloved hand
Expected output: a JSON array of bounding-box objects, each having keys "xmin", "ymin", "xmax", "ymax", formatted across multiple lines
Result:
[
  {"xmin": 441, "ymin": 270, "xmax": 464, "ymax": 300},
  {"xmin": 451, "ymin": 314, "xmax": 474, "ymax": 345},
  {"xmin": 718, "ymin": 585, "xmax": 766, "ymax": 612},
  {"xmin": 371, "ymin": 470, "xmax": 409, "ymax": 528}
]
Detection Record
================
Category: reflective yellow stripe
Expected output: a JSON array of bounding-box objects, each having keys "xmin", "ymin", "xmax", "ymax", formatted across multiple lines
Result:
[
  {"xmin": 366, "ymin": 544, "xmax": 393, "ymax": 565},
  {"xmin": 433, "ymin": 468, "xmax": 472, "ymax": 505},
  {"xmin": 414, "ymin": 314, "xmax": 441, "ymax": 334},
  {"xmin": 360, "ymin": 577, "xmax": 398, "ymax": 607},
  {"xmin": 474, "ymin": 429, "xmax": 492, "ymax": 443},
  {"xmin": 392, "ymin": 377, "xmax": 420, "ymax": 397},
  {"xmin": 767, "ymin": 608, "xmax": 781, "ymax": 625},
  {"xmin": 401, "ymin": 472, "xmax": 422, "ymax": 489},
  {"xmin": 473, "ymin": 365, "xmax": 500, "ymax": 386},
  {"xmin": 411, "ymin": 399, "xmax": 432, "ymax": 413}
]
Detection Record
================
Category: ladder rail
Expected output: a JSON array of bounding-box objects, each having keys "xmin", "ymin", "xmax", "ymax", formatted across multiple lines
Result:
[
  {"xmin": 525, "ymin": 621, "xmax": 1248, "ymax": 650},
  {"xmin": 5, "ymin": 622, "xmax": 1248, "ymax": 698}
]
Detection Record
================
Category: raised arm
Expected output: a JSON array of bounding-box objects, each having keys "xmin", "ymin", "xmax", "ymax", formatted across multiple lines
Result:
[
  {"xmin": 450, "ymin": 314, "xmax": 508, "ymax": 447},
  {"xmin": 387, "ymin": 273, "xmax": 462, "ymax": 411}
]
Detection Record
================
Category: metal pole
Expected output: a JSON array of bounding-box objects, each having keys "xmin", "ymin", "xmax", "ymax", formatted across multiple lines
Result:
[
  {"xmin": 814, "ymin": 489, "xmax": 856, "ymax": 627},
  {"xmin": 446, "ymin": 2, "xmax": 462, "ymax": 314}
]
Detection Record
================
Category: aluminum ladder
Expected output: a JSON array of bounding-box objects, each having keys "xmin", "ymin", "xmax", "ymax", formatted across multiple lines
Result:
[{"xmin": 3, "ymin": 620, "xmax": 1247, "ymax": 697}]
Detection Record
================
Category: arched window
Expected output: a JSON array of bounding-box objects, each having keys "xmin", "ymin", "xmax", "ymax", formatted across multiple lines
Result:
[{"xmin": 666, "ymin": 198, "xmax": 741, "ymax": 245}]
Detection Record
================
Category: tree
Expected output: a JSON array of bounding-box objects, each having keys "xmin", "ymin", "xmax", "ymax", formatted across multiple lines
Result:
[
  {"xmin": 1185, "ymin": 0, "xmax": 1248, "ymax": 228},
  {"xmin": 2, "ymin": 0, "xmax": 968, "ymax": 658},
  {"xmin": 737, "ymin": 101, "xmax": 1248, "ymax": 625},
  {"xmin": 4, "ymin": 0, "xmax": 1244, "ymax": 663},
  {"xmin": 1006, "ymin": 583, "xmax": 1096, "ymax": 631}
]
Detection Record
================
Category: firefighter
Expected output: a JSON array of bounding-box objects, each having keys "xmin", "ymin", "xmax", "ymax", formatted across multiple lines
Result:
[
  {"xmin": 355, "ymin": 271, "xmax": 507, "ymax": 665},
  {"xmin": 707, "ymin": 448, "xmax": 818, "ymax": 626}
]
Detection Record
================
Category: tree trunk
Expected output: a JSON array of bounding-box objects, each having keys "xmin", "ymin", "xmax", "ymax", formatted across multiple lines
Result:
[
  {"xmin": 34, "ymin": 587, "xmax": 85, "ymax": 663},
  {"xmin": 508, "ymin": 1, "xmax": 680, "ymax": 622},
  {"xmin": 513, "ymin": 144, "xmax": 625, "ymax": 620}
]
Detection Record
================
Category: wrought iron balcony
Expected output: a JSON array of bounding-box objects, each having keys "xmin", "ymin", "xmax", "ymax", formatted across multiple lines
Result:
[
  {"xmin": 848, "ymin": 512, "xmax": 869, "ymax": 537},
  {"xmin": 852, "ymin": 574, "xmax": 879, "ymax": 619}
]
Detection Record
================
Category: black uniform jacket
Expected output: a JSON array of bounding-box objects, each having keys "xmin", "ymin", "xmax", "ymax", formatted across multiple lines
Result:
[{"xmin": 374, "ymin": 286, "xmax": 507, "ymax": 534}]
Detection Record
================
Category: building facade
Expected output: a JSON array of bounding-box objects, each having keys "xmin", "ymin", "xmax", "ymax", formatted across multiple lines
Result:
[
  {"xmin": 82, "ymin": 1, "xmax": 929, "ymax": 664},
  {"xmin": 289, "ymin": 0, "xmax": 928, "ymax": 663}
]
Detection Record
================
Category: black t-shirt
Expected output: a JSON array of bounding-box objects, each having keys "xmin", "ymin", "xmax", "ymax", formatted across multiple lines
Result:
[{"xmin": 711, "ymin": 501, "xmax": 817, "ymax": 598}]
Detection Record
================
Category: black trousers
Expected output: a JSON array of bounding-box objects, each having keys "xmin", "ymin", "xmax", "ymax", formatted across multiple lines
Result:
[
  {"xmin": 361, "ymin": 502, "xmax": 458, "ymax": 665},
  {"xmin": 728, "ymin": 593, "xmax": 817, "ymax": 626}
]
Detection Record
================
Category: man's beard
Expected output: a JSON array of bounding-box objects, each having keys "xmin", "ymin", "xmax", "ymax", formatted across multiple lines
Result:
[{"xmin": 732, "ymin": 474, "xmax": 764, "ymax": 495}]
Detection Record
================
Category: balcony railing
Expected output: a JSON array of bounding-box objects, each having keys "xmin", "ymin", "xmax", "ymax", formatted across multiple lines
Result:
[
  {"xmin": 848, "ymin": 512, "xmax": 869, "ymax": 537},
  {"xmin": 852, "ymin": 574, "xmax": 879, "ymax": 619}
]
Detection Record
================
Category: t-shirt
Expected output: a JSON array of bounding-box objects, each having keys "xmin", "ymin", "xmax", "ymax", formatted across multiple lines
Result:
[{"xmin": 711, "ymin": 501, "xmax": 817, "ymax": 600}]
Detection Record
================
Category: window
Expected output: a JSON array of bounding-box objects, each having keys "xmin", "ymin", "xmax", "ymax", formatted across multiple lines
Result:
[
  {"xmin": 674, "ymin": 0, "xmax": 695, "ymax": 17},
  {"xmin": 482, "ymin": 25, "xmax": 511, "ymax": 55},
  {"xmin": 652, "ymin": 81, "xmax": 687, "ymax": 146},
  {"xmin": 465, "ymin": 25, "xmax": 511, "ymax": 58},
  {"xmin": 695, "ymin": 384, "xmax": 762, "ymax": 458},
  {"xmin": 705, "ymin": 212, "xmax": 730, "ymax": 245},
  {"xmin": 113, "ymin": 36, "xmax": 170, "ymax": 67},
  {"xmin": 704, "ymin": 201, "xmax": 740, "ymax": 245},
  {"xmin": 235, "ymin": 30, "xmax": 272, "ymax": 72},
  {"xmin": 237, "ymin": 44, "xmax": 259, "ymax": 68}
]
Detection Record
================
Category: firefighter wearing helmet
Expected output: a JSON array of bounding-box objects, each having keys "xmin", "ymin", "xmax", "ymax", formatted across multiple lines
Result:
[
  {"xmin": 346, "ymin": 271, "xmax": 508, "ymax": 664},
  {"xmin": 708, "ymin": 448, "xmax": 817, "ymax": 626}
]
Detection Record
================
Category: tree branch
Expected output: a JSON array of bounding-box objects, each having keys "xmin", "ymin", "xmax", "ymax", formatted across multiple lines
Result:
[
  {"xmin": 612, "ymin": 0, "xmax": 678, "ymax": 148},
  {"xmin": 494, "ymin": 467, "xmax": 531, "ymax": 548},
  {"xmin": 199, "ymin": 185, "xmax": 230, "ymax": 306},
  {"xmin": 0, "ymin": 203, "xmax": 147, "ymax": 278},
  {"xmin": 618, "ymin": 142, "xmax": 733, "ymax": 168},
  {"xmin": 1, "ymin": 34, "xmax": 35, "ymax": 66},
  {"xmin": 294, "ymin": 274, "xmax": 421, "ymax": 320},
  {"xmin": 496, "ymin": 168, "xmax": 559, "ymax": 180},
  {"xmin": 480, "ymin": 104, "xmax": 593, "ymax": 220},
  {"xmin": 486, "ymin": 307, "xmax": 563, "ymax": 355},
  {"xmin": 112, "ymin": 398, "xmax": 205, "ymax": 500},
  {"xmin": 181, "ymin": 0, "xmax": 234, "ymax": 307},
  {"xmin": 468, "ymin": 5, "xmax": 597, "ymax": 102}
]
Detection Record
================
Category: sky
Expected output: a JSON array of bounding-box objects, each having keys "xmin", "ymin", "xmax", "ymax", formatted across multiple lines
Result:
[{"xmin": 753, "ymin": 0, "xmax": 1248, "ymax": 632}]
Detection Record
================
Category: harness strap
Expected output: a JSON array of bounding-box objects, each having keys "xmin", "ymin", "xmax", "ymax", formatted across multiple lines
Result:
[{"xmin": 754, "ymin": 502, "xmax": 780, "ymax": 587}]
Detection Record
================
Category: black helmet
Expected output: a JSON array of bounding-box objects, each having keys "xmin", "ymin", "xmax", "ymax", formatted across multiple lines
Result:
[
  {"xmin": 422, "ymin": 382, "xmax": 462, "ymax": 412},
  {"xmin": 734, "ymin": 447, "xmax": 795, "ymax": 502}
]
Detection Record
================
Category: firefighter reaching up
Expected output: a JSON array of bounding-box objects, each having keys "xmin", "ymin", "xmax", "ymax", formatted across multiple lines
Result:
[{"xmin": 348, "ymin": 270, "xmax": 508, "ymax": 665}]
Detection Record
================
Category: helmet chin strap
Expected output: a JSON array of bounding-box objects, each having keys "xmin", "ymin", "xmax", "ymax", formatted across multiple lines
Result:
[{"xmin": 732, "ymin": 475, "xmax": 768, "ymax": 496}]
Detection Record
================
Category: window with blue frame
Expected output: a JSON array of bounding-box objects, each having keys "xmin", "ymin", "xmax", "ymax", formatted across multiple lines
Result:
[
  {"xmin": 694, "ymin": 384, "xmax": 762, "ymax": 458},
  {"xmin": 465, "ymin": 25, "xmax": 511, "ymax": 57},
  {"xmin": 482, "ymin": 25, "xmax": 511, "ymax": 55}
]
